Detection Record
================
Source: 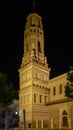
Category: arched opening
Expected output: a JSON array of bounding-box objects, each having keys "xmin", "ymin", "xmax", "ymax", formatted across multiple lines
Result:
[
  {"xmin": 62, "ymin": 110, "xmax": 69, "ymax": 127},
  {"xmin": 62, "ymin": 116, "xmax": 68, "ymax": 126}
]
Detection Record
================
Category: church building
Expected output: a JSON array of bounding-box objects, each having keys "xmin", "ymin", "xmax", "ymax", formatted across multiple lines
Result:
[{"xmin": 18, "ymin": 11, "xmax": 73, "ymax": 129}]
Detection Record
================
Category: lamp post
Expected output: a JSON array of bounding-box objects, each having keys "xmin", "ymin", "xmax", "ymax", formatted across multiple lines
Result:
[
  {"xmin": 23, "ymin": 110, "xmax": 26, "ymax": 130},
  {"xmin": 19, "ymin": 109, "xmax": 26, "ymax": 130}
]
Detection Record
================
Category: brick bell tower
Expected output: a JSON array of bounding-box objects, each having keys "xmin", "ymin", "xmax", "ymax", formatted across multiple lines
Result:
[{"xmin": 19, "ymin": 11, "xmax": 51, "ymax": 128}]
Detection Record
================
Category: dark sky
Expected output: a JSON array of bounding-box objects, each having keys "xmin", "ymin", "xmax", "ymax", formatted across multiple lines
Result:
[{"xmin": 0, "ymin": 0, "xmax": 73, "ymax": 89}]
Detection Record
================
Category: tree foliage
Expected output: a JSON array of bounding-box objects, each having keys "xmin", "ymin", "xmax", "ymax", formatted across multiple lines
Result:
[
  {"xmin": 0, "ymin": 72, "xmax": 18, "ymax": 130},
  {"xmin": 65, "ymin": 66, "xmax": 73, "ymax": 98},
  {"xmin": 0, "ymin": 72, "xmax": 18, "ymax": 107}
]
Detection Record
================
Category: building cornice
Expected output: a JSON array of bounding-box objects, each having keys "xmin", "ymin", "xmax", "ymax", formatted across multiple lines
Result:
[{"xmin": 46, "ymin": 98, "xmax": 73, "ymax": 106}]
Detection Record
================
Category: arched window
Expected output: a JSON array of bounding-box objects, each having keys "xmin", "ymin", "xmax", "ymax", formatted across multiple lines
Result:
[
  {"xmin": 62, "ymin": 110, "xmax": 67, "ymax": 115},
  {"xmin": 62, "ymin": 110, "xmax": 69, "ymax": 126},
  {"xmin": 63, "ymin": 117, "xmax": 68, "ymax": 126}
]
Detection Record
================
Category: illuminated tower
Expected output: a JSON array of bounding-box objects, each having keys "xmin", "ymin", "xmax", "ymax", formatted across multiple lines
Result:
[{"xmin": 19, "ymin": 12, "xmax": 51, "ymax": 128}]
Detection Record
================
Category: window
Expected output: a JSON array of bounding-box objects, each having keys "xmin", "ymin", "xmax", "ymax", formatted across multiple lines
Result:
[
  {"xmin": 59, "ymin": 84, "xmax": 62, "ymax": 94},
  {"xmin": 39, "ymin": 95, "xmax": 42, "ymax": 103},
  {"xmin": 62, "ymin": 117, "xmax": 68, "ymax": 126},
  {"xmin": 62, "ymin": 110, "xmax": 69, "ymax": 126},
  {"xmin": 53, "ymin": 87, "xmax": 56, "ymax": 95},
  {"xmin": 38, "ymin": 41, "xmax": 41, "ymax": 52},
  {"xmin": 34, "ymin": 94, "xmax": 36, "ymax": 102},
  {"xmin": 62, "ymin": 110, "xmax": 67, "ymax": 115}
]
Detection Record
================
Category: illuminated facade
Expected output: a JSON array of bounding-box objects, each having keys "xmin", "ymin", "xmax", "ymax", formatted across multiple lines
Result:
[{"xmin": 19, "ymin": 12, "xmax": 73, "ymax": 129}]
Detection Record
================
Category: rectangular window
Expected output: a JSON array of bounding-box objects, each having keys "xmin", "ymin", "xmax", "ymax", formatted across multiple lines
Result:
[
  {"xmin": 34, "ymin": 94, "xmax": 36, "ymax": 102},
  {"xmin": 59, "ymin": 84, "xmax": 62, "ymax": 94},
  {"xmin": 39, "ymin": 95, "xmax": 42, "ymax": 103}
]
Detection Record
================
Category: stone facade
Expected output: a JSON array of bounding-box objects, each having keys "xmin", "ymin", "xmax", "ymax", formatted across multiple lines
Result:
[
  {"xmin": 18, "ymin": 12, "xmax": 73, "ymax": 129},
  {"xmin": 47, "ymin": 99, "xmax": 73, "ymax": 129}
]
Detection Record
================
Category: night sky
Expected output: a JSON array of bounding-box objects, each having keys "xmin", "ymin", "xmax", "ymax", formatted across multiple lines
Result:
[{"xmin": 0, "ymin": 1, "xmax": 73, "ymax": 89}]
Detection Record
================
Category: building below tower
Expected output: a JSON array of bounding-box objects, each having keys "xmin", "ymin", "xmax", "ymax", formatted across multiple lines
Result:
[{"xmin": 18, "ymin": 12, "xmax": 73, "ymax": 129}]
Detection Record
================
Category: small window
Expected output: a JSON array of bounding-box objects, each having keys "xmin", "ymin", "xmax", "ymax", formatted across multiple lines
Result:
[
  {"xmin": 59, "ymin": 84, "xmax": 62, "ymax": 94},
  {"xmin": 62, "ymin": 110, "xmax": 67, "ymax": 115},
  {"xmin": 53, "ymin": 87, "xmax": 56, "ymax": 95},
  {"xmin": 39, "ymin": 95, "xmax": 42, "ymax": 103},
  {"xmin": 62, "ymin": 117, "xmax": 68, "ymax": 126},
  {"xmin": 38, "ymin": 41, "xmax": 41, "ymax": 52},
  {"xmin": 34, "ymin": 94, "xmax": 36, "ymax": 102},
  {"xmin": 33, "ymin": 84, "xmax": 35, "ymax": 86}
]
